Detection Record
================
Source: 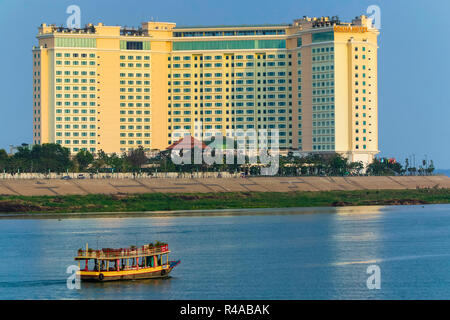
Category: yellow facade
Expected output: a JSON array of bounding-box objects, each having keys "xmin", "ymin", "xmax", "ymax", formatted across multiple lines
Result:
[{"xmin": 33, "ymin": 15, "xmax": 379, "ymax": 163}]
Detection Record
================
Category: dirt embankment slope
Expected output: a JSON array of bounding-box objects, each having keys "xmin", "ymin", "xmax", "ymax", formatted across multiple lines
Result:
[{"xmin": 0, "ymin": 176, "xmax": 449, "ymax": 197}]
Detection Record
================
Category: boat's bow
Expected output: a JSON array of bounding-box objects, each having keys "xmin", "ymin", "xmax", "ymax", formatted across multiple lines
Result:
[{"xmin": 169, "ymin": 260, "xmax": 181, "ymax": 270}]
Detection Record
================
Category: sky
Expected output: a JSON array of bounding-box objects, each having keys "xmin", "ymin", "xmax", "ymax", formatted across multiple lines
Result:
[{"xmin": 0, "ymin": 0, "xmax": 449, "ymax": 168}]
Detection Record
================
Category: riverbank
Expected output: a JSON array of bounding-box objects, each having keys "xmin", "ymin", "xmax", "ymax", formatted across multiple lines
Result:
[{"xmin": 0, "ymin": 188, "xmax": 449, "ymax": 215}]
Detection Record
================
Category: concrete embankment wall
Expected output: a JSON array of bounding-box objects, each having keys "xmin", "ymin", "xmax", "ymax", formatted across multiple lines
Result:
[{"xmin": 0, "ymin": 176, "xmax": 449, "ymax": 196}]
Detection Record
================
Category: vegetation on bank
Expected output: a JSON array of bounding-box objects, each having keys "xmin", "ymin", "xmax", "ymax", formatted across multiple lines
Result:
[
  {"xmin": 0, "ymin": 143, "xmax": 436, "ymax": 176},
  {"xmin": 0, "ymin": 188, "xmax": 449, "ymax": 214}
]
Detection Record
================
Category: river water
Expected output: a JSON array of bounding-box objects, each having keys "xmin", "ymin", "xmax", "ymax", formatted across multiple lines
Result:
[{"xmin": 0, "ymin": 204, "xmax": 450, "ymax": 300}]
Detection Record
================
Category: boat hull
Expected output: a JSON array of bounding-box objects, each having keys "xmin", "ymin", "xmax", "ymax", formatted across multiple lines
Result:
[
  {"xmin": 78, "ymin": 261, "xmax": 180, "ymax": 282},
  {"xmin": 80, "ymin": 269, "xmax": 172, "ymax": 282}
]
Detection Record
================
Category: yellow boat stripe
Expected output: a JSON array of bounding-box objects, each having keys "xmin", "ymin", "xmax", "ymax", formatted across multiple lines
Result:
[{"xmin": 78, "ymin": 265, "xmax": 169, "ymax": 277}]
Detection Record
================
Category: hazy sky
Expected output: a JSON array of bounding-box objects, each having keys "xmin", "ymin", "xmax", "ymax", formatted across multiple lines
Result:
[{"xmin": 0, "ymin": 0, "xmax": 448, "ymax": 168}]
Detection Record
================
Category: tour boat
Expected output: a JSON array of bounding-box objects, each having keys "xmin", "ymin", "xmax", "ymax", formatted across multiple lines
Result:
[{"xmin": 74, "ymin": 242, "xmax": 180, "ymax": 282}]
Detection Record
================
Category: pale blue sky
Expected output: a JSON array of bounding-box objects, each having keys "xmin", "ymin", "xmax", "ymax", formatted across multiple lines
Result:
[{"xmin": 0, "ymin": 0, "xmax": 448, "ymax": 168}]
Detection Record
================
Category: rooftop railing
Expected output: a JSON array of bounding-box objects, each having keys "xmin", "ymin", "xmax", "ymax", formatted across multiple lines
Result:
[{"xmin": 77, "ymin": 244, "xmax": 169, "ymax": 259}]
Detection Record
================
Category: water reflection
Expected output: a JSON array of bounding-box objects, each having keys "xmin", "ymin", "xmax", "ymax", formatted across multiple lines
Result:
[
  {"xmin": 0, "ymin": 206, "xmax": 344, "ymax": 220},
  {"xmin": 328, "ymin": 206, "xmax": 384, "ymax": 299},
  {"xmin": 334, "ymin": 205, "xmax": 384, "ymax": 217}
]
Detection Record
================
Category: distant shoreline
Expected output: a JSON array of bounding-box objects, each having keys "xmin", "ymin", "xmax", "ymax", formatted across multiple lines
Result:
[
  {"xmin": 0, "ymin": 189, "xmax": 449, "ymax": 217},
  {"xmin": 436, "ymin": 169, "xmax": 450, "ymax": 177},
  {"xmin": 2, "ymin": 203, "xmax": 448, "ymax": 220}
]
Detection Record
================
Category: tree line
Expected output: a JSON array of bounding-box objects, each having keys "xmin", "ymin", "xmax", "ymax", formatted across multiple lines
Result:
[
  {"xmin": 0, "ymin": 143, "xmax": 434, "ymax": 176},
  {"xmin": 0, "ymin": 143, "xmax": 435, "ymax": 176},
  {"xmin": 0, "ymin": 144, "xmax": 148, "ymax": 174}
]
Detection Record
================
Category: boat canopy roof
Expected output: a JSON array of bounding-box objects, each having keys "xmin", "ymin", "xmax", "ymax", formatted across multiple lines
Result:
[{"xmin": 75, "ymin": 244, "xmax": 170, "ymax": 261}]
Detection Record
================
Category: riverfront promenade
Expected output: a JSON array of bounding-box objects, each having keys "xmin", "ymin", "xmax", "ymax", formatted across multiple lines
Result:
[{"xmin": 0, "ymin": 176, "xmax": 449, "ymax": 196}]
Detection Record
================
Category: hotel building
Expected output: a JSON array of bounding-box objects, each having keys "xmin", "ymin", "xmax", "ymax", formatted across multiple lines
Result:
[{"xmin": 33, "ymin": 15, "xmax": 379, "ymax": 164}]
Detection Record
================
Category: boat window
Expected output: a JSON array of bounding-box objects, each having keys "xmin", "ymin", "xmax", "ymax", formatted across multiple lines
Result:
[
  {"xmin": 82, "ymin": 259, "xmax": 97, "ymax": 271},
  {"xmin": 110, "ymin": 260, "xmax": 120, "ymax": 271},
  {"xmin": 100, "ymin": 260, "xmax": 106, "ymax": 271},
  {"xmin": 146, "ymin": 256, "xmax": 154, "ymax": 267},
  {"xmin": 157, "ymin": 255, "xmax": 162, "ymax": 266}
]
